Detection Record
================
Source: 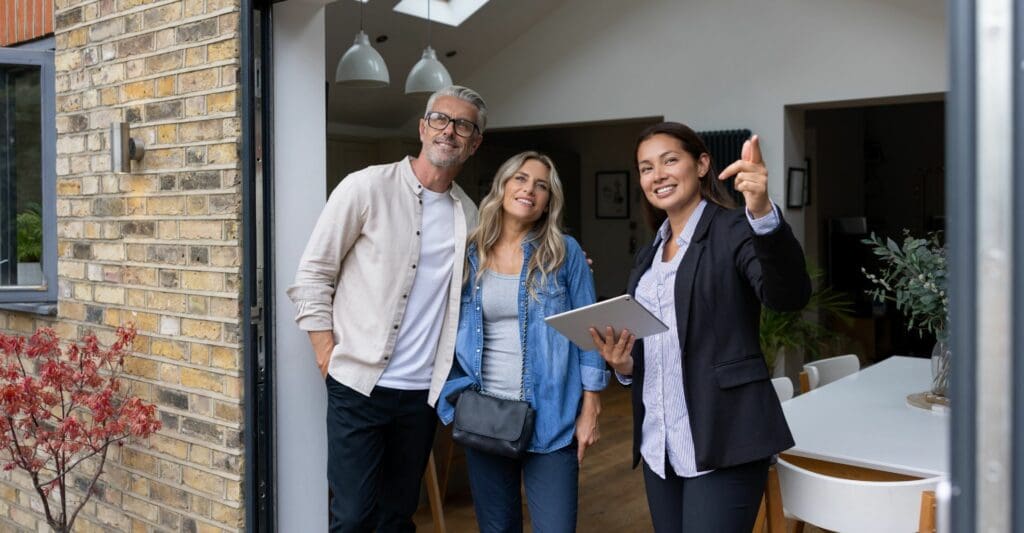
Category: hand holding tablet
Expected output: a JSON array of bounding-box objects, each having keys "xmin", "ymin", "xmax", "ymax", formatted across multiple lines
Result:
[{"xmin": 543, "ymin": 295, "xmax": 668, "ymax": 352}]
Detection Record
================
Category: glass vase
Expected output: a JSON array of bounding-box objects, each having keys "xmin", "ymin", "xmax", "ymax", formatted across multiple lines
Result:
[{"xmin": 930, "ymin": 339, "xmax": 951, "ymax": 398}]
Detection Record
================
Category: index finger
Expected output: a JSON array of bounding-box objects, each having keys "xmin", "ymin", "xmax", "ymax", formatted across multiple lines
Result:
[{"xmin": 746, "ymin": 134, "xmax": 763, "ymax": 164}]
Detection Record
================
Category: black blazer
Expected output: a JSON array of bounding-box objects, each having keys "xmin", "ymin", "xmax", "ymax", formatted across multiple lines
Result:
[{"xmin": 625, "ymin": 202, "xmax": 811, "ymax": 471}]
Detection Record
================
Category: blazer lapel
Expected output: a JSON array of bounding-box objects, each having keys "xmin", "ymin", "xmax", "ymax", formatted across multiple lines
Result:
[
  {"xmin": 673, "ymin": 204, "xmax": 719, "ymax": 352},
  {"xmin": 627, "ymin": 244, "xmax": 657, "ymax": 297}
]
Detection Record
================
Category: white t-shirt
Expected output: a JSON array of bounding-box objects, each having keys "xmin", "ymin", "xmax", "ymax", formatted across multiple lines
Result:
[{"xmin": 377, "ymin": 187, "xmax": 455, "ymax": 389}]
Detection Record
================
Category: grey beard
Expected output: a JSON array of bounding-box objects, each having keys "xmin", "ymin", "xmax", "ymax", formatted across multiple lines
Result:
[{"xmin": 426, "ymin": 147, "xmax": 463, "ymax": 168}]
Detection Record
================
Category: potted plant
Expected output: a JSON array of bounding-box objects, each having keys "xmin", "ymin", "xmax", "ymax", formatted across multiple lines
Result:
[
  {"xmin": 15, "ymin": 203, "xmax": 43, "ymax": 285},
  {"xmin": 861, "ymin": 231, "xmax": 949, "ymax": 397},
  {"xmin": 760, "ymin": 264, "xmax": 853, "ymax": 375}
]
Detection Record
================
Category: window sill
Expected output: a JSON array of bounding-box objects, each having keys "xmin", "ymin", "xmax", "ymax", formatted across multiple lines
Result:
[{"xmin": 0, "ymin": 302, "xmax": 57, "ymax": 316}]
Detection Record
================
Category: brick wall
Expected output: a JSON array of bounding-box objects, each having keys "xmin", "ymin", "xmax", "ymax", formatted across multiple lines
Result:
[
  {"xmin": 1, "ymin": 0, "xmax": 53, "ymax": 46},
  {"xmin": 0, "ymin": 0, "xmax": 245, "ymax": 529}
]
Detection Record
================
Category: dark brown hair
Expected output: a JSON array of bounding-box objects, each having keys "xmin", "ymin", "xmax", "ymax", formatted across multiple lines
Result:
[{"xmin": 635, "ymin": 122, "xmax": 737, "ymax": 232}]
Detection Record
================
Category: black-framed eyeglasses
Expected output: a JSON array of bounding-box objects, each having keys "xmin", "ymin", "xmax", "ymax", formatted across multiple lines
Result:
[{"xmin": 424, "ymin": 111, "xmax": 479, "ymax": 138}]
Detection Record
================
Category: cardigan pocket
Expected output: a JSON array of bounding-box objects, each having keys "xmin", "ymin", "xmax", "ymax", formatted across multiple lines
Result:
[{"xmin": 712, "ymin": 354, "xmax": 769, "ymax": 389}]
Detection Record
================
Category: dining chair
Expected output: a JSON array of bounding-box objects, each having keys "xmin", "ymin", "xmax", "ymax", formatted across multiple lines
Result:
[
  {"xmin": 799, "ymin": 354, "xmax": 860, "ymax": 393},
  {"xmin": 771, "ymin": 377, "xmax": 794, "ymax": 402},
  {"xmin": 773, "ymin": 457, "xmax": 941, "ymax": 533}
]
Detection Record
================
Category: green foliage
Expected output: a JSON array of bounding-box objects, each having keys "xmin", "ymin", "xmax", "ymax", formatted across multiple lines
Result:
[
  {"xmin": 760, "ymin": 264, "xmax": 853, "ymax": 369},
  {"xmin": 16, "ymin": 203, "xmax": 42, "ymax": 263},
  {"xmin": 861, "ymin": 231, "xmax": 947, "ymax": 341}
]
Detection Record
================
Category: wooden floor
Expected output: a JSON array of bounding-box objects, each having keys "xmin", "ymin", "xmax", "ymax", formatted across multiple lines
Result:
[{"xmin": 413, "ymin": 385, "xmax": 823, "ymax": 533}]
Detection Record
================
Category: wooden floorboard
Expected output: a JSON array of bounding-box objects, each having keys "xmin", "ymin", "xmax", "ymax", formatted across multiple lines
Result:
[{"xmin": 413, "ymin": 383, "xmax": 829, "ymax": 532}]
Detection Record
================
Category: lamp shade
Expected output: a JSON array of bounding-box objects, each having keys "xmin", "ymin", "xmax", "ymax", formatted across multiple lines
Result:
[
  {"xmin": 335, "ymin": 30, "xmax": 389, "ymax": 88},
  {"xmin": 404, "ymin": 46, "xmax": 452, "ymax": 95}
]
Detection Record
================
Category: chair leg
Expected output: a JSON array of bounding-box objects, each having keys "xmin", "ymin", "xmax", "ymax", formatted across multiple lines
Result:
[
  {"xmin": 799, "ymin": 371, "xmax": 811, "ymax": 394},
  {"xmin": 919, "ymin": 490, "xmax": 936, "ymax": 533},
  {"xmin": 752, "ymin": 495, "xmax": 767, "ymax": 533},
  {"xmin": 424, "ymin": 452, "xmax": 446, "ymax": 533},
  {"xmin": 764, "ymin": 466, "xmax": 786, "ymax": 533}
]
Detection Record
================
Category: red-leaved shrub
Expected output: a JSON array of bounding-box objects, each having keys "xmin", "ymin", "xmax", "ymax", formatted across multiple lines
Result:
[{"xmin": 0, "ymin": 325, "xmax": 160, "ymax": 532}]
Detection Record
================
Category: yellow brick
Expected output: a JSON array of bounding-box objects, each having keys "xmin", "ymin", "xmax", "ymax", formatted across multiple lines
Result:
[
  {"xmin": 182, "ymin": 271, "xmax": 223, "ymax": 291},
  {"xmin": 209, "ymin": 297, "xmax": 237, "ymax": 318},
  {"xmin": 58, "ymin": 179, "xmax": 82, "ymax": 195},
  {"xmin": 181, "ymin": 318, "xmax": 221, "ymax": 341},
  {"xmin": 206, "ymin": 143, "xmax": 236, "ymax": 165},
  {"xmin": 127, "ymin": 289, "xmax": 147, "ymax": 307},
  {"xmin": 183, "ymin": 467, "xmax": 224, "ymax": 496},
  {"xmin": 210, "ymin": 346, "xmax": 238, "ymax": 370},
  {"xmin": 206, "ymin": 91, "xmax": 235, "ymax": 113},
  {"xmin": 149, "ymin": 292, "xmax": 187, "ymax": 312},
  {"xmin": 159, "ymin": 363, "xmax": 180, "ymax": 383},
  {"xmin": 142, "ymin": 148, "xmax": 184, "ymax": 169},
  {"xmin": 130, "ymin": 311, "xmax": 160, "ymax": 333},
  {"xmin": 122, "ymin": 80, "xmax": 154, "ymax": 100},
  {"xmin": 180, "ymin": 367, "xmax": 222, "ymax": 392},
  {"xmin": 179, "ymin": 68, "xmax": 218, "ymax": 93},
  {"xmin": 208, "ymin": 38, "xmax": 238, "ymax": 62},
  {"xmin": 155, "ymin": 75, "xmax": 176, "ymax": 97},
  {"xmin": 59, "ymin": 300, "xmax": 87, "ymax": 320},
  {"xmin": 190, "ymin": 343, "xmax": 210, "ymax": 364},
  {"xmin": 92, "ymin": 243, "xmax": 125, "ymax": 261},
  {"xmin": 124, "ymin": 356, "xmax": 159, "ymax": 380},
  {"xmin": 151, "ymin": 434, "xmax": 189, "ymax": 460},
  {"xmin": 180, "ymin": 221, "xmax": 222, "ymax": 240},
  {"xmin": 122, "ymin": 447, "xmax": 159, "ymax": 475},
  {"xmin": 122, "ymin": 494, "xmax": 159, "ymax": 521},
  {"xmin": 185, "ymin": 46, "xmax": 206, "ymax": 67},
  {"xmin": 100, "ymin": 87, "xmax": 118, "ymax": 105},
  {"xmin": 147, "ymin": 196, "xmax": 185, "ymax": 215},
  {"xmin": 157, "ymin": 124, "xmax": 176, "ymax": 143},
  {"xmin": 126, "ymin": 197, "xmax": 146, "ymax": 215},
  {"xmin": 151, "ymin": 339, "xmax": 188, "ymax": 360},
  {"xmin": 179, "ymin": 120, "xmax": 223, "ymax": 142},
  {"xmin": 94, "ymin": 285, "xmax": 125, "ymax": 304}
]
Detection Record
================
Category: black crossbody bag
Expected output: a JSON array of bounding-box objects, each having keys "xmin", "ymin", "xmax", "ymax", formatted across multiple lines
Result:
[{"xmin": 451, "ymin": 388, "xmax": 535, "ymax": 458}]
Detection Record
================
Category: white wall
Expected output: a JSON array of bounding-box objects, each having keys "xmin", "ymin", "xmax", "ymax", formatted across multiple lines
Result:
[
  {"xmin": 273, "ymin": 2, "xmax": 329, "ymax": 531},
  {"xmin": 464, "ymin": 0, "xmax": 947, "ymax": 239}
]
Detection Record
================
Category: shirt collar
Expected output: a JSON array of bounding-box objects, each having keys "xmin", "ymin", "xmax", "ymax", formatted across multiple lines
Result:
[
  {"xmin": 655, "ymin": 199, "xmax": 708, "ymax": 248},
  {"xmin": 401, "ymin": 156, "xmax": 461, "ymax": 201}
]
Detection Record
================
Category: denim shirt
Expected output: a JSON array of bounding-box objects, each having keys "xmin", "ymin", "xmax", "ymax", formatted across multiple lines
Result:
[{"xmin": 437, "ymin": 235, "xmax": 610, "ymax": 454}]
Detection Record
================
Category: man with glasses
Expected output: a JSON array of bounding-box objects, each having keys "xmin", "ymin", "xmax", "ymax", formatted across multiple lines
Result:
[{"xmin": 288, "ymin": 86, "xmax": 486, "ymax": 532}]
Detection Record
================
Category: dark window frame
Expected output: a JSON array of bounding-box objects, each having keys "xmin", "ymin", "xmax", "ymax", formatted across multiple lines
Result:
[{"xmin": 0, "ymin": 39, "xmax": 58, "ymax": 311}]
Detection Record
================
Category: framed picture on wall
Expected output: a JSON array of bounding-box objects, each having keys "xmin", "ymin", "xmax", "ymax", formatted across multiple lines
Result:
[
  {"xmin": 596, "ymin": 171, "xmax": 630, "ymax": 219},
  {"xmin": 787, "ymin": 167, "xmax": 808, "ymax": 209}
]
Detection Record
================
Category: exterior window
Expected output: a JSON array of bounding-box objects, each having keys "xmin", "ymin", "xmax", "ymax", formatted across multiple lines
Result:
[{"xmin": 0, "ymin": 44, "xmax": 56, "ymax": 305}]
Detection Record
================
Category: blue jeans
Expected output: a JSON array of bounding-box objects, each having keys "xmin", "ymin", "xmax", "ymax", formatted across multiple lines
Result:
[{"xmin": 464, "ymin": 445, "xmax": 579, "ymax": 533}]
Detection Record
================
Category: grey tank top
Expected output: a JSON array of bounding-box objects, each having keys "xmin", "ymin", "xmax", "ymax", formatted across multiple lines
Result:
[{"xmin": 480, "ymin": 269, "xmax": 524, "ymax": 400}]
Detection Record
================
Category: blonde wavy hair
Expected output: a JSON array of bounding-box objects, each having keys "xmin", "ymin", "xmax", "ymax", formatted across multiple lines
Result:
[{"xmin": 469, "ymin": 151, "xmax": 566, "ymax": 299}]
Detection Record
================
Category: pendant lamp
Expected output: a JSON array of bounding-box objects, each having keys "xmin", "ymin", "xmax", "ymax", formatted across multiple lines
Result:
[
  {"xmin": 335, "ymin": 1, "xmax": 389, "ymax": 88},
  {"xmin": 405, "ymin": 0, "xmax": 452, "ymax": 94}
]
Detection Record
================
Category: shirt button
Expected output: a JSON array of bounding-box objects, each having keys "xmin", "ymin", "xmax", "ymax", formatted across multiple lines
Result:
[
  {"xmin": 411, "ymin": 264, "xmax": 417, "ymax": 269},
  {"xmin": 393, "ymin": 325, "xmax": 399, "ymax": 330},
  {"xmin": 402, "ymin": 294, "xmax": 408, "ymax": 298},
  {"xmin": 416, "ymin": 231, "xmax": 421, "ymax": 236}
]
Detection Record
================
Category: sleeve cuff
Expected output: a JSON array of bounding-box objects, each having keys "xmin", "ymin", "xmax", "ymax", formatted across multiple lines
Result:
[
  {"xmin": 615, "ymin": 371, "xmax": 633, "ymax": 386},
  {"xmin": 746, "ymin": 202, "xmax": 781, "ymax": 235},
  {"xmin": 581, "ymin": 366, "xmax": 610, "ymax": 392}
]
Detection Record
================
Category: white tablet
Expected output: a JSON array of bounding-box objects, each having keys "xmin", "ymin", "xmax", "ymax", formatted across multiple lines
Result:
[{"xmin": 543, "ymin": 294, "xmax": 669, "ymax": 352}]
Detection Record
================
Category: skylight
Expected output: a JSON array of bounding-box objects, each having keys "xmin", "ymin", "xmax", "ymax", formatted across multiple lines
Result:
[{"xmin": 392, "ymin": 0, "xmax": 489, "ymax": 28}]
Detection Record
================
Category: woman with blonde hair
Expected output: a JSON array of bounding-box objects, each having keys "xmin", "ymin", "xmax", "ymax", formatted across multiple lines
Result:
[{"xmin": 438, "ymin": 151, "xmax": 607, "ymax": 532}]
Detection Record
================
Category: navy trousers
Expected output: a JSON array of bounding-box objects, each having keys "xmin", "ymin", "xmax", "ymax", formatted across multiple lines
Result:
[
  {"xmin": 642, "ymin": 457, "xmax": 770, "ymax": 533},
  {"xmin": 464, "ymin": 444, "xmax": 580, "ymax": 533},
  {"xmin": 325, "ymin": 376, "xmax": 437, "ymax": 533}
]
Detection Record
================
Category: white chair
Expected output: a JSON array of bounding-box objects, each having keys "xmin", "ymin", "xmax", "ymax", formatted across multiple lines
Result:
[
  {"xmin": 771, "ymin": 377, "xmax": 794, "ymax": 402},
  {"xmin": 800, "ymin": 354, "xmax": 860, "ymax": 392},
  {"xmin": 774, "ymin": 457, "xmax": 941, "ymax": 533}
]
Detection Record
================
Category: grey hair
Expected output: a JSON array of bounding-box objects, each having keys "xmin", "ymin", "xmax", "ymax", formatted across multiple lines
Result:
[{"xmin": 424, "ymin": 85, "xmax": 488, "ymax": 133}]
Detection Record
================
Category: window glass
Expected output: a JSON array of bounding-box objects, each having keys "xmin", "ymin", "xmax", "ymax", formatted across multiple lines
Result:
[{"xmin": 0, "ymin": 64, "xmax": 44, "ymax": 287}]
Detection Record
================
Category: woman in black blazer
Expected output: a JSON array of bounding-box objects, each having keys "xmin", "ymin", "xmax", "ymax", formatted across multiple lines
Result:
[{"xmin": 590, "ymin": 122, "xmax": 811, "ymax": 532}]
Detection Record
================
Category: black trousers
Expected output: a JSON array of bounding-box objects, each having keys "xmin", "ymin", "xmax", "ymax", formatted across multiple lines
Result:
[
  {"xmin": 325, "ymin": 376, "xmax": 437, "ymax": 533},
  {"xmin": 642, "ymin": 457, "xmax": 769, "ymax": 533}
]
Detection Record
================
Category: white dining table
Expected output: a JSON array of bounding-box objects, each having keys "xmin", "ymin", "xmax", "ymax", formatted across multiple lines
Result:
[{"xmin": 781, "ymin": 355, "xmax": 949, "ymax": 478}]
